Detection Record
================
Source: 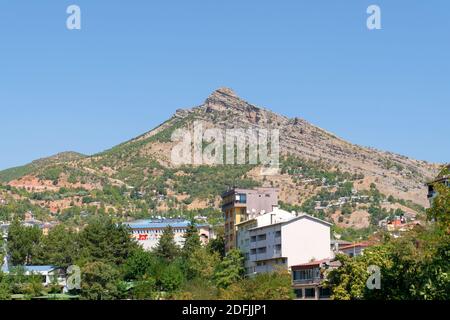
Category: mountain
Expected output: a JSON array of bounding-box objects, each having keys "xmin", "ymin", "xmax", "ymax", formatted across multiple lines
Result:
[
  {"xmin": 0, "ymin": 88, "xmax": 441, "ymax": 229},
  {"xmin": 0, "ymin": 152, "xmax": 86, "ymax": 183}
]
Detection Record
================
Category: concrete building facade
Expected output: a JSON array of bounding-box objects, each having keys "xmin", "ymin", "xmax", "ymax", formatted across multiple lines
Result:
[
  {"xmin": 236, "ymin": 208, "xmax": 332, "ymax": 275},
  {"xmin": 124, "ymin": 219, "xmax": 211, "ymax": 251},
  {"xmin": 222, "ymin": 187, "xmax": 278, "ymax": 253}
]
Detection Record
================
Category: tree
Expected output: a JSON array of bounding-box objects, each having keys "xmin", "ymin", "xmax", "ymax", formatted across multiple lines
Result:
[
  {"xmin": 122, "ymin": 248, "xmax": 156, "ymax": 281},
  {"xmin": 159, "ymin": 262, "xmax": 184, "ymax": 292},
  {"xmin": 427, "ymin": 177, "xmax": 450, "ymax": 230},
  {"xmin": 81, "ymin": 261, "xmax": 122, "ymax": 300},
  {"xmin": 182, "ymin": 221, "xmax": 201, "ymax": 260},
  {"xmin": 220, "ymin": 268, "xmax": 294, "ymax": 300},
  {"xmin": 327, "ymin": 225, "xmax": 450, "ymax": 300},
  {"xmin": 0, "ymin": 272, "xmax": 11, "ymax": 300},
  {"xmin": 154, "ymin": 226, "xmax": 179, "ymax": 262},
  {"xmin": 214, "ymin": 249, "xmax": 245, "ymax": 289},
  {"xmin": 78, "ymin": 217, "xmax": 138, "ymax": 265},
  {"xmin": 174, "ymin": 278, "xmax": 219, "ymax": 300},
  {"xmin": 33, "ymin": 224, "xmax": 79, "ymax": 268},
  {"xmin": 207, "ymin": 229, "xmax": 226, "ymax": 259},
  {"xmin": 7, "ymin": 219, "xmax": 42, "ymax": 265},
  {"xmin": 131, "ymin": 276, "xmax": 156, "ymax": 300},
  {"xmin": 327, "ymin": 253, "xmax": 376, "ymax": 300},
  {"xmin": 22, "ymin": 275, "xmax": 45, "ymax": 298},
  {"xmin": 186, "ymin": 247, "xmax": 220, "ymax": 281}
]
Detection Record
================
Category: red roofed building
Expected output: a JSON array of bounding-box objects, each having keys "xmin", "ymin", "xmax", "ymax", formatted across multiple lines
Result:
[
  {"xmin": 291, "ymin": 259, "xmax": 341, "ymax": 300},
  {"xmin": 339, "ymin": 242, "xmax": 372, "ymax": 258}
]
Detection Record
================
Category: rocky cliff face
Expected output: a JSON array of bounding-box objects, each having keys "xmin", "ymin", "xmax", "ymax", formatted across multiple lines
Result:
[
  {"xmin": 165, "ymin": 88, "xmax": 438, "ymax": 206},
  {"xmin": 0, "ymin": 88, "xmax": 441, "ymax": 220}
]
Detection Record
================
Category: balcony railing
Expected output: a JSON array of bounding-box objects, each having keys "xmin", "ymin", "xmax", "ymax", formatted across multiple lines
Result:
[{"xmin": 293, "ymin": 278, "xmax": 322, "ymax": 285}]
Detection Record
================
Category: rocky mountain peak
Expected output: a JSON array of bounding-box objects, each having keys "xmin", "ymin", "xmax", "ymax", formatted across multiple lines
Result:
[
  {"xmin": 204, "ymin": 87, "xmax": 249, "ymax": 112},
  {"xmin": 210, "ymin": 87, "xmax": 238, "ymax": 98}
]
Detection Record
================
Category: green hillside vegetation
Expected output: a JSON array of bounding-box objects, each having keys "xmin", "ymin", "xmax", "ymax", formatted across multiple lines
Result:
[{"xmin": 0, "ymin": 152, "xmax": 85, "ymax": 183}]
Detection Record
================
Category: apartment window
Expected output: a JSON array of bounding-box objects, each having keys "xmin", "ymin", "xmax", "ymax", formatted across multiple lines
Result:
[
  {"xmin": 294, "ymin": 289, "xmax": 303, "ymax": 299},
  {"xmin": 293, "ymin": 268, "xmax": 321, "ymax": 281},
  {"xmin": 320, "ymin": 288, "xmax": 331, "ymax": 299},
  {"xmin": 305, "ymin": 288, "xmax": 316, "ymax": 298},
  {"xmin": 257, "ymin": 234, "xmax": 266, "ymax": 241},
  {"xmin": 257, "ymin": 247, "xmax": 266, "ymax": 254},
  {"xmin": 275, "ymin": 244, "xmax": 282, "ymax": 253},
  {"xmin": 250, "ymin": 236, "xmax": 257, "ymax": 243},
  {"xmin": 236, "ymin": 193, "xmax": 247, "ymax": 204},
  {"xmin": 250, "ymin": 249, "xmax": 256, "ymax": 255},
  {"xmin": 275, "ymin": 231, "xmax": 281, "ymax": 238}
]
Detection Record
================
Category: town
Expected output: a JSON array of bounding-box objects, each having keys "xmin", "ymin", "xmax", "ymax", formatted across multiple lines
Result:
[{"xmin": 0, "ymin": 165, "xmax": 448, "ymax": 300}]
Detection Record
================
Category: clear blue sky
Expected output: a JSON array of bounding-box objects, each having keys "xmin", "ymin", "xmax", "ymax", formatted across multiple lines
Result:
[{"xmin": 0, "ymin": 1, "xmax": 449, "ymax": 170}]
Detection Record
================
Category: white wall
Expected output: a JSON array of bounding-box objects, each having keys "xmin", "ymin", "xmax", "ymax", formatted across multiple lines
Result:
[
  {"xmin": 281, "ymin": 217, "xmax": 331, "ymax": 267},
  {"xmin": 254, "ymin": 208, "xmax": 296, "ymax": 227}
]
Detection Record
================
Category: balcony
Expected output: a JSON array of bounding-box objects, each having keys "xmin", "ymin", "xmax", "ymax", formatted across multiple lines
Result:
[{"xmin": 293, "ymin": 278, "xmax": 322, "ymax": 286}]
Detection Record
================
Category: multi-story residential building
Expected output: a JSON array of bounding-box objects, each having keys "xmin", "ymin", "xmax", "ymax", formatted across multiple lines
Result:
[
  {"xmin": 291, "ymin": 259, "xmax": 341, "ymax": 300},
  {"xmin": 124, "ymin": 219, "xmax": 212, "ymax": 251},
  {"xmin": 222, "ymin": 187, "xmax": 278, "ymax": 253},
  {"xmin": 236, "ymin": 207, "xmax": 332, "ymax": 274},
  {"xmin": 236, "ymin": 207, "xmax": 295, "ymax": 273}
]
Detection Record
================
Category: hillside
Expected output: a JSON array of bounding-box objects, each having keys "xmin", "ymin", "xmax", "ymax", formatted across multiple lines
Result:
[{"xmin": 0, "ymin": 88, "xmax": 441, "ymax": 230}]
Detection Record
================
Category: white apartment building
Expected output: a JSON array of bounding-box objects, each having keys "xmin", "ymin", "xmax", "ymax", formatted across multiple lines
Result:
[{"xmin": 236, "ymin": 208, "xmax": 331, "ymax": 274}]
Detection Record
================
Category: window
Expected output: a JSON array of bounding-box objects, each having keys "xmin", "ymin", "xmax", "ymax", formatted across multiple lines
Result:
[
  {"xmin": 257, "ymin": 234, "xmax": 266, "ymax": 241},
  {"xmin": 275, "ymin": 244, "xmax": 282, "ymax": 253},
  {"xmin": 305, "ymin": 288, "xmax": 316, "ymax": 298},
  {"xmin": 236, "ymin": 194, "xmax": 247, "ymax": 204},
  {"xmin": 320, "ymin": 287, "xmax": 331, "ymax": 298},
  {"xmin": 257, "ymin": 247, "xmax": 266, "ymax": 254},
  {"xmin": 250, "ymin": 249, "xmax": 256, "ymax": 255},
  {"xmin": 294, "ymin": 289, "xmax": 303, "ymax": 299},
  {"xmin": 275, "ymin": 231, "xmax": 281, "ymax": 238},
  {"xmin": 250, "ymin": 236, "xmax": 257, "ymax": 243},
  {"xmin": 293, "ymin": 268, "xmax": 321, "ymax": 281}
]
